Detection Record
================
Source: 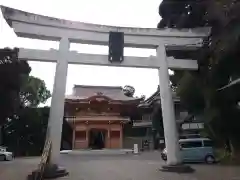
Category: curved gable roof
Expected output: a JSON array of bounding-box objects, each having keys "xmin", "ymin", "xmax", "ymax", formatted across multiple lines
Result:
[
  {"xmin": 139, "ymin": 86, "xmax": 180, "ymax": 107},
  {"xmin": 65, "ymin": 85, "xmax": 141, "ymax": 102}
]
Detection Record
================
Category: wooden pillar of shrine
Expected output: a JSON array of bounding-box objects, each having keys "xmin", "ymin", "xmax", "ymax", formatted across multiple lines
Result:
[
  {"xmin": 120, "ymin": 123, "xmax": 123, "ymax": 148},
  {"xmin": 108, "ymin": 121, "xmax": 111, "ymax": 148},
  {"xmin": 72, "ymin": 118, "xmax": 76, "ymax": 149},
  {"xmin": 86, "ymin": 121, "xmax": 89, "ymax": 148},
  {"xmin": 72, "ymin": 128, "xmax": 75, "ymax": 149}
]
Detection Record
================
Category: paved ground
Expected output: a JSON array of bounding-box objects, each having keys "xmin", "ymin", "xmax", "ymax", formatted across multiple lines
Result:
[
  {"xmin": 1, "ymin": 152, "xmax": 240, "ymax": 180},
  {"xmin": 0, "ymin": 157, "xmax": 39, "ymax": 180}
]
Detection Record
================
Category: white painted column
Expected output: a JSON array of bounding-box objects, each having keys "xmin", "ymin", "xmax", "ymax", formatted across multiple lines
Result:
[
  {"xmin": 157, "ymin": 45, "xmax": 181, "ymax": 165},
  {"xmin": 48, "ymin": 37, "xmax": 69, "ymax": 164}
]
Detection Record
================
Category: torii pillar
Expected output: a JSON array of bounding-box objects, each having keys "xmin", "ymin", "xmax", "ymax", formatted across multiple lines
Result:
[
  {"xmin": 45, "ymin": 37, "xmax": 70, "ymax": 178},
  {"xmin": 157, "ymin": 44, "xmax": 194, "ymax": 172}
]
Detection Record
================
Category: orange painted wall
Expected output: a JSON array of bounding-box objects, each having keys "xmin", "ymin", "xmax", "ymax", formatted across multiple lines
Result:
[{"xmin": 73, "ymin": 122, "xmax": 122, "ymax": 149}]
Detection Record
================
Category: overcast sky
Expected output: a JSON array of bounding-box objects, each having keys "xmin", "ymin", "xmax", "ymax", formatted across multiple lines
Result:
[{"xmin": 0, "ymin": 0, "xmax": 162, "ymax": 105}]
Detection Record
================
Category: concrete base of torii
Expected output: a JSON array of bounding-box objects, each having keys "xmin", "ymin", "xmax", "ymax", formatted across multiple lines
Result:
[
  {"xmin": 27, "ymin": 164, "xmax": 69, "ymax": 180},
  {"xmin": 160, "ymin": 164, "xmax": 195, "ymax": 173}
]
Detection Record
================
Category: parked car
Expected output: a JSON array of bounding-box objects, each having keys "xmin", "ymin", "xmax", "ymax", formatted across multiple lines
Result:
[
  {"xmin": 179, "ymin": 134, "xmax": 202, "ymax": 139},
  {"xmin": 0, "ymin": 146, "xmax": 13, "ymax": 161},
  {"xmin": 161, "ymin": 138, "xmax": 215, "ymax": 164}
]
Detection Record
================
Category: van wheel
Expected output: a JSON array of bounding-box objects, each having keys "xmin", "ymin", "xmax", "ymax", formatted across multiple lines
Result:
[{"xmin": 205, "ymin": 155, "xmax": 215, "ymax": 164}]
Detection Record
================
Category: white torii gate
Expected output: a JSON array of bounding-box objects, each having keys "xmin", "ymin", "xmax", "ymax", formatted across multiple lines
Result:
[{"xmin": 1, "ymin": 6, "xmax": 209, "ymax": 168}]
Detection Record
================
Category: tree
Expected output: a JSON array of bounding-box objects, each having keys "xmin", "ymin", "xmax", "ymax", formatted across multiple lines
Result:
[
  {"xmin": 158, "ymin": 0, "xmax": 240, "ymax": 151},
  {"xmin": 175, "ymin": 72, "xmax": 205, "ymax": 114},
  {"xmin": 0, "ymin": 48, "xmax": 31, "ymax": 125},
  {"xmin": 3, "ymin": 107, "xmax": 49, "ymax": 156},
  {"xmin": 3, "ymin": 107, "xmax": 73, "ymax": 156},
  {"xmin": 2, "ymin": 75, "xmax": 51, "ymax": 155},
  {"xmin": 0, "ymin": 48, "xmax": 53, "ymax": 154},
  {"xmin": 2, "ymin": 74, "xmax": 52, "ymax": 155},
  {"xmin": 20, "ymin": 76, "xmax": 51, "ymax": 107},
  {"xmin": 158, "ymin": 0, "xmax": 207, "ymax": 29},
  {"xmin": 123, "ymin": 85, "xmax": 135, "ymax": 97}
]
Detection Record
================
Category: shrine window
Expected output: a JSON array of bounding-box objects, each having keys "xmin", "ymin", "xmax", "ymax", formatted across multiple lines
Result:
[
  {"xmin": 110, "ymin": 131, "xmax": 120, "ymax": 138},
  {"xmin": 75, "ymin": 131, "xmax": 86, "ymax": 140}
]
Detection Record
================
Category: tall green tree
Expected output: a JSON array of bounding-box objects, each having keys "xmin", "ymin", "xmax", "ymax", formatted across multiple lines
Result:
[
  {"xmin": 3, "ymin": 107, "xmax": 49, "ymax": 156},
  {"xmin": 0, "ymin": 48, "xmax": 31, "ymax": 125},
  {"xmin": 20, "ymin": 76, "xmax": 51, "ymax": 107},
  {"xmin": 2, "ymin": 76, "xmax": 51, "ymax": 155},
  {"xmin": 158, "ymin": 0, "xmax": 240, "ymax": 150},
  {"xmin": 158, "ymin": 0, "xmax": 207, "ymax": 28},
  {"xmin": 0, "ymin": 47, "xmax": 53, "ymax": 154}
]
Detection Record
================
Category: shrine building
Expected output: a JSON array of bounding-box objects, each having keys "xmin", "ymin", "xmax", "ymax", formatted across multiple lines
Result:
[{"xmin": 64, "ymin": 85, "xmax": 142, "ymax": 149}]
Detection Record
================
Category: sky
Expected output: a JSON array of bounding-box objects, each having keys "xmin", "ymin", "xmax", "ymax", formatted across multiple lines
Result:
[{"xmin": 0, "ymin": 0, "xmax": 162, "ymax": 105}]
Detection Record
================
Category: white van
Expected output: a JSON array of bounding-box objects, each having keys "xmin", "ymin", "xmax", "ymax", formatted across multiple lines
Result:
[{"xmin": 161, "ymin": 138, "xmax": 215, "ymax": 164}]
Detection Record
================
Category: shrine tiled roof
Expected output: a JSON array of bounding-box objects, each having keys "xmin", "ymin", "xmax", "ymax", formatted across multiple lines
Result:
[
  {"xmin": 138, "ymin": 86, "xmax": 180, "ymax": 107},
  {"xmin": 65, "ymin": 85, "xmax": 142, "ymax": 102}
]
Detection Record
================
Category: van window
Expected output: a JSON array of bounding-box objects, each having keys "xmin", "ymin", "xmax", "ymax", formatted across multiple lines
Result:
[
  {"xmin": 180, "ymin": 141, "xmax": 202, "ymax": 148},
  {"xmin": 203, "ymin": 140, "xmax": 213, "ymax": 147},
  {"xmin": 179, "ymin": 134, "xmax": 201, "ymax": 139},
  {"xmin": 186, "ymin": 134, "xmax": 201, "ymax": 139}
]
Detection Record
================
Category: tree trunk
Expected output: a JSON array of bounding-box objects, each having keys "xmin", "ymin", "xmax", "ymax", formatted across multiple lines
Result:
[{"xmin": 229, "ymin": 138, "xmax": 235, "ymax": 157}]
